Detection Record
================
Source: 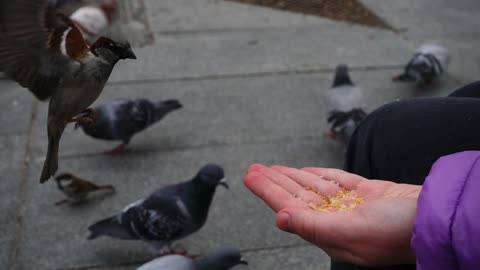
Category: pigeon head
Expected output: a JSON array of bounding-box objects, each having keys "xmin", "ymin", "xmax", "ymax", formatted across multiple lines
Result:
[
  {"xmin": 160, "ymin": 99, "xmax": 183, "ymax": 110},
  {"xmin": 91, "ymin": 37, "xmax": 136, "ymax": 62},
  {"xmin": 410, "ymin": 56, "xmax": 432, "ymax": 75},
  {"xmin": 195, "ymin": 164, "xmax": 228, "ymax": 189},
  {"xmin": 196, "ymin": 246, "xmax": 248, "ymax": 270},
  {"xmin": 332, "ymin": 64, "xmax": 354, "ymax": 87},
  {"xmin": 394, "ymin": 55, "xmax": 429, "ymax": 82}
]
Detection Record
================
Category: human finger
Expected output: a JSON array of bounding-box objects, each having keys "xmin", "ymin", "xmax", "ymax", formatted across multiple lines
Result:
[
  {"xmin": 244, "ymin": 171, "xmax": 306, "ymax": 212},
  {"xmin": 271, "ymin": 165, "xmax": 342, "ymax": 196},
  {"xmin": 301, "ymin": 167, "xmax": 365, "ymax": 190}
]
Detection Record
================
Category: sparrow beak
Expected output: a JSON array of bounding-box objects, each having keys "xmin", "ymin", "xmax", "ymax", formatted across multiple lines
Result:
[
  {"xmin": 218, "ymin": 178, "xmax": 229, "ymax": 189},
  {"xmin": 239, "ymin": 257, "xmax": 248, "ymax": 265}
]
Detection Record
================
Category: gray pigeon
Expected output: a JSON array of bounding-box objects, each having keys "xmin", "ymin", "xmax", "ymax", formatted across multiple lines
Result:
[
  {"xmin": 77, "ymin": 98, "xmax": 182, "ymax": 153},
  {"xmin": 137, "ymin": 245, "xmax": 248, "ymax": 270},
  {"xmin": 87, "ymin": 164, "xmax": 228, "ymax": 252},
  {"xmin": 325, "ymin": 64, "xmax": 367, "ymax": 145},
  {"xmin": 393, "ymin": 43, "xmax": 450, "ymax": 82}
]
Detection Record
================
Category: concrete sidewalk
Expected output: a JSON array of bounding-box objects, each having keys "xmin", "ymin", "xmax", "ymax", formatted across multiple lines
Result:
[{"xmin": 1, "ymin": 0, "xmax": 480, "ymax": 269}]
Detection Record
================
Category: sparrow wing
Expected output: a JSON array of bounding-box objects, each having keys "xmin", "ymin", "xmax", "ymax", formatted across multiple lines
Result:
[
  {"xmin": 0, "ymin": 0, "xmax": 90, "ymax": 100},
  {"xmin": 72, "ymin": 178, "xmax": 101, "ymax": 192}
]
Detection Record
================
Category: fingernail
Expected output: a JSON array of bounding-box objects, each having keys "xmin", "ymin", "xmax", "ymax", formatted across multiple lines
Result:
[{"xmin": 277, "ymin": 212, "xmax": 291, "ymax": 232}]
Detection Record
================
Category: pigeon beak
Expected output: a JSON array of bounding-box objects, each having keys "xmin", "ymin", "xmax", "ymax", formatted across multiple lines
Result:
[
  {"xmin": 218, "ymin": 178, "xmax": 229, "ymax": 189},
  {"xmin": 393, "ymin": 73, "xmax": 416, "ymax": 82},
  {"xmin": 239, "ymin": 257, "xmax": 248, "ymax": 265},
  {"xmin": 126, "ymin": 48, "xmax": 136, "ymax": 59},
  {"xmin": 123, "ymin": 43, "xmax": 137, "ymax": 59}
]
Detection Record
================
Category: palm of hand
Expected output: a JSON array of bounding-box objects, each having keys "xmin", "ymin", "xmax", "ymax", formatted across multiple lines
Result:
[{"xmin": 244, "ymin": 164, "xmax": 420, "ymax": 266}]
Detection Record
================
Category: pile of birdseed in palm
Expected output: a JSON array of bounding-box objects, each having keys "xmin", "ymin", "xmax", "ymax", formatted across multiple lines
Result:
[{"xmin": 305, "ymin": 186, "xmax": 365, "ymax": 212}]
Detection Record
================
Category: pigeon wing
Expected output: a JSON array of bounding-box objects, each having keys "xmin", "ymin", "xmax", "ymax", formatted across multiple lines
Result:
[
  {"xmin": 122, "ymin": 194, "xmax": 190, "ymax": 241},
  {"xmin": 119, "ymin": 99, "xmax": 155, "ymax": 136},
  {"xmin": 87, "ymin": 215, "xmax": 135, "ymax": 240},
  {"xmin": 325, "ymin": 85, "xmax": 364, "ymax": 112}
]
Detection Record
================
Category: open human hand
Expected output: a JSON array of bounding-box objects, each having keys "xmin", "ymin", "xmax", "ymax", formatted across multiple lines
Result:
[{"xmin": 244, "ymin": 164, "xmax": 421, "ymax": 266}]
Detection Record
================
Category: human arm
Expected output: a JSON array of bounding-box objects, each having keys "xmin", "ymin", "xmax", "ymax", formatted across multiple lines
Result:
[{"xmin": 244, "ymin": 164, "xmax": 420, "ymax": 266}]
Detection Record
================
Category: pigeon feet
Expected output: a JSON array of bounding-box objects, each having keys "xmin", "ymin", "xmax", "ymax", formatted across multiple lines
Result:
[
  {"xmin": 72, "ymin": 108, "xmax": 97, "ymax": 129},
  {"xmin": 103, "ymin": 143, "xmax": 128, "ymax": 155},
  {"xmin": 323, "ymin": 132, "xmax": 337, "ymax": 139},
  {"xmin": 157, "ymin": 243, "xmax": 188, "ymax": 256},
  {"xmin": 171, "ymin": 243, "xmax": 187, "ymax": 255}
]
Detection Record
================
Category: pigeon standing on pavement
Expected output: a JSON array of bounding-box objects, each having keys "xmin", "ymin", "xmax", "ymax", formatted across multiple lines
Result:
[
  {"xmin": 325, "ymin": 64, "xmax": 367, "ymax": 145},
  {"xmin": 137, "ymin": 245, "xmax": 248, "ymax": 270},
  {"xmin": 87, "ymin": 164, "xmax": 228, "ymax": 252},
  {"xmin": 393, "ymin": 43, "xmax": 450, "ymax": 82},
  {"xmin": 0, "ymin": 0, "xmax": 136, "ymax": 183},
  {"xmin": 54, "ymin": 172, "xmax": 115, "ymax": 205},
  {"xmin": 77, "ymin": 98, "xmax": 182, "ymax": 154}
]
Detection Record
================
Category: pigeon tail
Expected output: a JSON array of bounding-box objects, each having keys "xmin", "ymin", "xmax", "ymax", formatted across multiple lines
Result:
[
  {"xmin": 87, "ymin": 215, "xmax": 133, "ymax": 240},
  {"xmin": 332, "ymin": 64, "xmax": 354, "ymax": 87}
]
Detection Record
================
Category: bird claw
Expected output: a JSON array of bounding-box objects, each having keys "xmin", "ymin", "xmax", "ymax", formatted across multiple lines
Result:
[
  {"xmin": 324, "ymin": 132, "xmax": 337, "ymax": 139},
  {"xmin": 156, "ymin": 243, "xmax": 188, "ymax": 256},
  {"xmin": 74, "ymin": 117, "xmax": 95, "ymax": 129},
  {"xmin": 158, "ymin": 249, "xmax": 188, "ymax": 257},
  {"xmin": 72, "ymin": 108, "xmax": 97, "ymax": 129},
  {"xmin": 103, "ymin": 143, "xmax": 128, "ymax": 155}
]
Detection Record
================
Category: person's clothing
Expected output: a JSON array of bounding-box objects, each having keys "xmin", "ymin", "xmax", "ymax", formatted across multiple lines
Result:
[
  {"xmin": 344, "ymin": 96, "xmax": 480, "ymax": 184},
  {"xmin": 412, "ymin": 151, "xmax": 480, "ymax": 270},
  {"xmin": 447, "ymin": 81, "xmax": 480, "ymax": 98},
  {"xmin": 332, "ymin": 81, "xmax": 480, "ymax": 270}
]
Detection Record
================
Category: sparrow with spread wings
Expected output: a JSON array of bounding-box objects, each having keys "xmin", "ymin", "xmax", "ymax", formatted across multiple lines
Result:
[{"xmin": 0, "ymin": 0, "xmax": 136, "ymax": 183}]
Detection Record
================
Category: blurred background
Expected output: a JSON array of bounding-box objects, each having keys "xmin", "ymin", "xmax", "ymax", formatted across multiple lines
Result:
[{"xmin": 1, "ymin": 0, "xmax": 479, "ymax": 269}]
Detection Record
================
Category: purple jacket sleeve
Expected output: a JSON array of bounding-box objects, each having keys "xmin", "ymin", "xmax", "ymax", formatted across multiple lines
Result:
[{"xmin": 412, "ymin": 151, "xmax": 480, "ymax": 270}]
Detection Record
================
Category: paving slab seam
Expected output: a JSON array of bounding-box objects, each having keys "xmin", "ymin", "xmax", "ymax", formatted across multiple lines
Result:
[
  {"xmin": 8, "ymin": 100, "xmax": 38, "ymax": 270},
  {"xmin": 405, "ymin": 31, "xmax": 480, "ymax": 39},
  {"xmin": 152, "ymin": 23, "xmax": 391, "ymax": 36},
  {"xmin": 34, "ymin": 134, "xmax": 323, "ymax": 163},
  {"xmin": 108, "ymin": 64, "xmax": 404, "ymax": 86},
  {"xmin": 55, "ymin": 243, "xmax": 312, "ymax": 270}
]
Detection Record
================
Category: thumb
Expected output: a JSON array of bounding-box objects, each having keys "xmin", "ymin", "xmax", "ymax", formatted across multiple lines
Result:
[{"xmin": 276, "ymin": 207, "xmax": 321, "ymax": 239}]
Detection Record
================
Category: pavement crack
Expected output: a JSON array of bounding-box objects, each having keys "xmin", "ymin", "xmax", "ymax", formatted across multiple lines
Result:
[
  {"xmin": 44, "ymin": 134, "xmax": 321, "ymax": 161},
  {"xmin": 107, "ymin": 64, "xmax": 403, "ymax": 86},
  {"xmin": 8, "ymin": 99, "xmax": 37, "ymax": 270}
]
